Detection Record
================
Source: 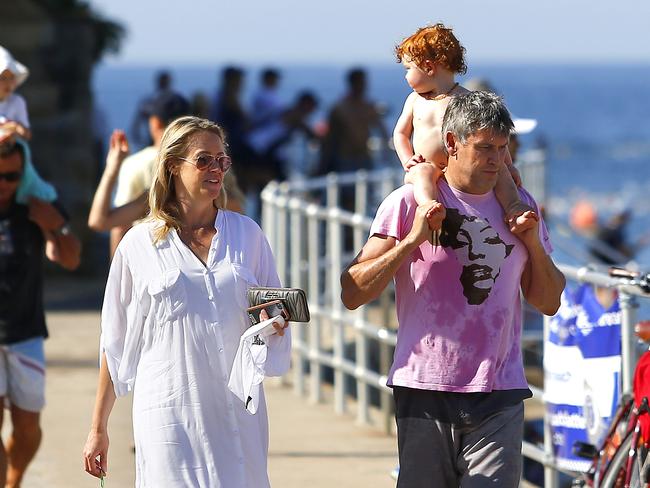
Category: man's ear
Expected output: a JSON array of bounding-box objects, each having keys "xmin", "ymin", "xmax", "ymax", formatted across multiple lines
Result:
[{"xmin": 444, "ymin": 131, "xmax": 457, "ymax": 157}]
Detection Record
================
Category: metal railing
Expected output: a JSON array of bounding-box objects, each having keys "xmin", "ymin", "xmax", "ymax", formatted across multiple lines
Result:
[
  {"xmin": 260, "ymin": 158, "xmax": 649, "ymax": 488},
  {"xmin": 261, "ymin": 168, "xmax": 403, "ymax": 429}
]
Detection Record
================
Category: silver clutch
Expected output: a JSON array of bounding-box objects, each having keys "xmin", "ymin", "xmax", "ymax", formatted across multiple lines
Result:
[{"xmin": 247, "ymin": 287, "xmax": 310, "ymax": 323}]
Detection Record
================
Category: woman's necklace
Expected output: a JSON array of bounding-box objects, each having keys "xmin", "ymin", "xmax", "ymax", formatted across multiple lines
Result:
[{"xmin": 422, "ymin": 82, "xmax": 459, "ymax": 101}]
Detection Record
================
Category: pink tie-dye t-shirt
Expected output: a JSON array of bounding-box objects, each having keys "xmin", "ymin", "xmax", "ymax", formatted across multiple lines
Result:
[{"xmin": 370, "ymin": 180, "xmax": 552, "ymax": 392}]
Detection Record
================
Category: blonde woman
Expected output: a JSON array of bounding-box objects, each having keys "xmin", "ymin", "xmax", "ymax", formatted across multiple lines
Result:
[{"xmin": 82, "ymin": 116, "xmax": 290, "ymax": 487}]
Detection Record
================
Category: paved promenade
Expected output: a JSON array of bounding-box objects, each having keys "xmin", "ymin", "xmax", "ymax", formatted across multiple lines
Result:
[{"xmin": 18, "ymin": 310, "xmax": 399, "ymax": 488}]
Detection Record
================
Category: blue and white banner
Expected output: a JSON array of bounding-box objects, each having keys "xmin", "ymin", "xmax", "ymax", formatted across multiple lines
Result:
[{"xmin": 544, "ymin": 284, "xmax": 621, "ymax": 472}]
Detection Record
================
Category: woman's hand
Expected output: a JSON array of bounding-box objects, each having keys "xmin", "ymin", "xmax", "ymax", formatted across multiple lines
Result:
[
  {"xmin": 259, "ymin": 307, "xmax": 289, "ymax": 336},
  {"xmin": 105, "ymin": 129, "xmax": 129, "ymax": 173},
  {"xmin": 83, "ymin": 429, "xmax": 110, "ymax": 479}
]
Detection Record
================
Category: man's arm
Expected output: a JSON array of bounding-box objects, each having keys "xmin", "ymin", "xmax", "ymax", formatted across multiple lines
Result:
[
  {"xmin": 51, "ymin": 230, "xmax": 81, "ymax": 270},
  {"xmin": 110, "ymin": 226, "xmax": 130, "ymax": 257},
  {"xmin": 518, "ymin": 210, "xmax": 565, "ymax": 315},
  {"xmin": 28, "ymin": 198, "xmax": 81, "ymax": 270},
  {"xmin": 88, "ymin": 130, "xmax": 147, "ymax": 233},
  {"xmin": 341, "ymin": 200, "xmax": 435, "ymax": 310}
]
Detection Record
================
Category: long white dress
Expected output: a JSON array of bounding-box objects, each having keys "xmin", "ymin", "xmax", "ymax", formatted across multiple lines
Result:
[{"xmin": 100, "ymin": 210, "xmax": 291, "ymax": 487}]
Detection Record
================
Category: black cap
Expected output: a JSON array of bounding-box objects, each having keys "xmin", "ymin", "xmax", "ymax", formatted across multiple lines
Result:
[{"xmin": 145, "ymin": 91, "xmax": 190, "ymax": 126}]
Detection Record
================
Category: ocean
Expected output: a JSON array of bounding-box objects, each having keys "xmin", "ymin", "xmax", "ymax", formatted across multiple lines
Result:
[{"xmin": 92, "ymin": 63, "xmax": 650, "ymax": 267}]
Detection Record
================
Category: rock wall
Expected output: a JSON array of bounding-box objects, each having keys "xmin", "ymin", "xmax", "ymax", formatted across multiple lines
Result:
[{"xmin": 0, "ymin": 0, "xmax": 119, "ymax": 274}]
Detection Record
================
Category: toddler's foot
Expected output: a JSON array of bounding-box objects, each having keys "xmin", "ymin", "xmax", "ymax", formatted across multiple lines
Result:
[{"xmin": 424, "ymin": 200, "xmax": 446, "ymax": 245}]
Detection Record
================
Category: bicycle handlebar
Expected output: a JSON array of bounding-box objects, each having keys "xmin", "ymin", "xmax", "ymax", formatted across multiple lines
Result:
[{"xmin": 609, "ymin": 267, "xmax": 650, "ymax": 293}]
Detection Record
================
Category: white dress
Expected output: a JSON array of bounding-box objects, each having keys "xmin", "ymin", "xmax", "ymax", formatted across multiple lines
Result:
[{"xmin": 100, "ymin": 210, "xmax": 291, "ymax": 488}]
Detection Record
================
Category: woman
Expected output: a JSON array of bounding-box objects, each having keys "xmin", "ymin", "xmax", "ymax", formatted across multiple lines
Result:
[{"xmin": 82, "ymin": 116, "xmax": 290, "ymax": 487}]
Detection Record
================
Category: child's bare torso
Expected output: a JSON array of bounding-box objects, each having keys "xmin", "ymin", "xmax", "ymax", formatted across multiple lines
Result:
[{"xmin": 411, "ymin": 86, "xmax": 469, "ymax": 167}]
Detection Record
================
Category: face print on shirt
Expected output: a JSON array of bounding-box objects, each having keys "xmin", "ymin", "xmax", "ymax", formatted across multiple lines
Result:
[{"xmin": 440, "ymin": 208, "xmax": 514, "ymax": 305}]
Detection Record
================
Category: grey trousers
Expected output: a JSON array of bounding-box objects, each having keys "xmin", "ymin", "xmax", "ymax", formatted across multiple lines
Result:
[{"xmin": 396, "ymin": 402, "xmax": 524, "ymax": 488}]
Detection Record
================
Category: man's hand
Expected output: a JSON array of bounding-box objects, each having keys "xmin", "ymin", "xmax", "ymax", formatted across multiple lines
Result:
[
  {"xmin": 506, "ymin": 202, "xmax": 538, "ymax": 235},
  {"xmin": 511, "ymin": 210, "xmax": 540, "ymax": 246},
  {"xmin": 406, "ymin": 200, "xmax": 443, "ymax": 247},
  {"xmin": 28, "ymin": 198, "xmax": 65, "ymax": 232}
]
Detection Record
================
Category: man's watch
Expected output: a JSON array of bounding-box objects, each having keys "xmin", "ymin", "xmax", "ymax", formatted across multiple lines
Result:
[{"xmin": 54, "ymin": 223, "xmax": 72, "ymax": 236}]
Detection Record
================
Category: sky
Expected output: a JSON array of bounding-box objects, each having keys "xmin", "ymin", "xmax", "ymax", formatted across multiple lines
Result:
[{"xmin": 88, "ymin": 0, "xmax": 650, "ymax": 66}]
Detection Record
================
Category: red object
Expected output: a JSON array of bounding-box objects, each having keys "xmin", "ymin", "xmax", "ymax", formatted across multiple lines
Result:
[{"xmin": 633, "ymin": 351, "xmax": 650, "ymax": 443}]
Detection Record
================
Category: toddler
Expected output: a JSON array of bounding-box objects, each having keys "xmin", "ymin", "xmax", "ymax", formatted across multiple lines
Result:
[{"xmin": 393, "ymin": 24, "xmax": 534, "ymax": 241}]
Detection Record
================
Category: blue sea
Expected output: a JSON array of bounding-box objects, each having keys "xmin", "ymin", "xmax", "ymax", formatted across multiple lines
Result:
[{"xmin": 93, "ymin": 63, "xmax": 650, "ymax": 267}]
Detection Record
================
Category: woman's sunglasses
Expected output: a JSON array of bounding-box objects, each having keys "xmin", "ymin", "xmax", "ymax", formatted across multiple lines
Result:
[
  {"xmin": 178, "ymin": 154, "xmax": 232, "ymax": 173},
  {"xmin": 0, "ymin": 171, "xmax": 21, "ymax": 182}
]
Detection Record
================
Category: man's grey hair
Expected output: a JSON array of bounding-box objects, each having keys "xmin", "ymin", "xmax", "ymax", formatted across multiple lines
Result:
[{"xmin": 441, "ymin": 91, "xmax": 514, "ymax": 153}]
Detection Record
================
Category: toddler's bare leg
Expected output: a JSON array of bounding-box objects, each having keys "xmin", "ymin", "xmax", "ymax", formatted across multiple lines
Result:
[
  {"xmin": 406, "ymin": 164, "xmax": 446, "ymax": 244},
  {"xmin": 406, "ymin": 163, "xmax": 442, "ymax": 206}
]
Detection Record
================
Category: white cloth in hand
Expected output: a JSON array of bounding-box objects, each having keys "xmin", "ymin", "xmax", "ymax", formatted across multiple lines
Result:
[{"xmin": 228, "ymin": 315, "xmax": 285, "ymax": 414}]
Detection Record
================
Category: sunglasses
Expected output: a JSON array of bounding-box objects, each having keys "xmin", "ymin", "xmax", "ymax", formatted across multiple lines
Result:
[
  {"xmin": 0, "ymin": 171, "xmax": 21, "ymax": 182},
  {"xmin": 178, "ymin": 154, "xmax": 232, "ymax": 173}
]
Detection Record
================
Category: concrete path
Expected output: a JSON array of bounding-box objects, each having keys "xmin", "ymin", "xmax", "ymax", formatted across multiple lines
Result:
[{"xmin": 17, "ymin": 310, "xmax": 399, "ymax": 488}]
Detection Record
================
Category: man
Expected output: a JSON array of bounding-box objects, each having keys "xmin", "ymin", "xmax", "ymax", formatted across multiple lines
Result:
[
  {"xmin": 130, "ymin": 70, "xmax": 173, "ymax": 148},
  {"xmin": 341, "ymin": 91, "xmax": 565, "ymax": 487},
  {"xmin": 318, "ymin": 68, "xmax": 388, "ymax": 177},
  {"xmin": 111, "ymin": 90, "xmax": 189, "ymax": 254},
  {"xmin": 250, "ymin": 68, "xmax": 282, "ymax": 131},
  {"xmin": 244, "ymin": 91, "xmax": 319, "ymax": 221},
  {"xmin": 0, "ymin": 140, "xmax": 80, "ymax": 487}
]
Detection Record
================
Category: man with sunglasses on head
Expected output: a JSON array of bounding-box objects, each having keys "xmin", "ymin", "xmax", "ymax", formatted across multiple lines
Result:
[{"xmin": 0, "ymin": 139, "xmax": 80, "ymax": 487}]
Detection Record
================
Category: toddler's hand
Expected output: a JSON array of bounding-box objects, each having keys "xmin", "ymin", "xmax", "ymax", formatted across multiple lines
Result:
[
  {"xmin": 404, "ymin": 154, "xmax": 426, "ymax": 171},
  {"xmin": 0, "ymin": 120, "xmax": 24, "ymax": 141},
  {"xmin": 0, "ymin": 129, "xmax": 14, "ymax": 144}
]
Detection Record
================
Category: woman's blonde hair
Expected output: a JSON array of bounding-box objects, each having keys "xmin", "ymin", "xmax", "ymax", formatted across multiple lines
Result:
[{"xmin": 146, "ymin": 115, "xmax": 228, "ymax": 243}]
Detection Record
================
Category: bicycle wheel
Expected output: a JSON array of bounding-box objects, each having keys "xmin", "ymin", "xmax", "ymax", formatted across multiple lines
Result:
[{"xmin": 599, "ymin": 433, "xmax": 644, "ymax": 488}]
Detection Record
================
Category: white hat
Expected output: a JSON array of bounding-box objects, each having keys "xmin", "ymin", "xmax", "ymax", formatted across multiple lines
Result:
[
  {"xmin": 0, "ymin": 46, "xmax": 29, "ymax": 87},
  {"xmin": 513, "ymin": 117, "xmax": 537, "ymax": 135}
]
